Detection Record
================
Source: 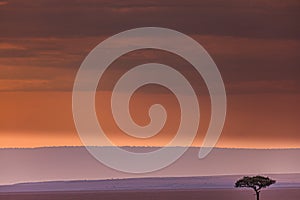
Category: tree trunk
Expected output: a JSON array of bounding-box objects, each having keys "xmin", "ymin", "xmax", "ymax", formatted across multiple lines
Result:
[{"xmin": 255, "ymin": 191, "xmax": 260, "ymax": 200}]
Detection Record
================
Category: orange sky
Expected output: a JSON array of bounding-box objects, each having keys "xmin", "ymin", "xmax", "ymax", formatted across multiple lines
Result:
[
  {"xmin": 0, "ymin": 0, "xmax": 299, "ymax": 148},
  {"xmin": 1, "ymin": 91, "xmax": 299, "ymax": 148}
]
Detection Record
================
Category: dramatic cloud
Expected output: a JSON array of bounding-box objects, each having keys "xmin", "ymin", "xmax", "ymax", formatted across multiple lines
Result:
[
  {"xmin": 0, "ymin": 36, "xmax": 299, "ymax": 93},
  {"xmin": 0, "ymin": 1, "xmax": 8, "ymax": 6},
  {"xmin": 0, "ymin": 0, "xmax": 299, "ymax": 148},
  {"xmin": 0, "ymin": 0, "xmax": 299, "ymax": 38}
]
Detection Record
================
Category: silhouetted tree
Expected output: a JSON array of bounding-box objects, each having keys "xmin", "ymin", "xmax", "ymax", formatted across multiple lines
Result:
[{"xmin": 235, "ymin": 176, "xmax": 276, "ymax": 200}]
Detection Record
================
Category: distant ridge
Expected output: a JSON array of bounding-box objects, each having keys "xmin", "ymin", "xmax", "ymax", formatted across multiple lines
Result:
[
  {"xmin": 1, "ymin": 147, "xmax": 299, "ymax": 186},
  {"xmin": 1, "ymin": 174, "xmax": 300, "ymax": 193}
]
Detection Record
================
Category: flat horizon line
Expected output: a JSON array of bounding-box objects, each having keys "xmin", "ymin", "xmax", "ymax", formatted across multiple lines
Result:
[{"xmin": 1, "ymin": 146, "xmax": 300, "ymax": 150}]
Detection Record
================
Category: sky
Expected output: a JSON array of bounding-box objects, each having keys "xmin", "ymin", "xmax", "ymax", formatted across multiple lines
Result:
[{"xmin": 0, "ymin": 0, "xmax": 299, "ymax": 148}]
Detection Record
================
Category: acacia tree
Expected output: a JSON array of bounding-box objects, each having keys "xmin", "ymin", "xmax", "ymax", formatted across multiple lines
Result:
[{"xmin": 235, "ymin": 176, "xmax": 276, "ymax": 200}]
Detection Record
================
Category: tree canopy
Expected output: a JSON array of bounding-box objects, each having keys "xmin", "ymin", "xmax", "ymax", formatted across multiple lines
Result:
[{"xmin": 235, "ymin": 175, "xmax": 276, "ymax": 200}]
